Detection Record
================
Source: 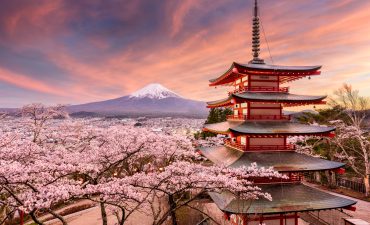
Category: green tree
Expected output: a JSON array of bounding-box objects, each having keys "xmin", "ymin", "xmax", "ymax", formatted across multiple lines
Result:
[
  {"xmin": 195, "ymin": 108, "xmax": 233, "ymax": 140},
  {"xmin": 205, "ymin": 108, "xmax": 232, "ymax": 124},
  {"xmin": 297, "ymin": 106, "xmax": 349, "ymax": 125}
]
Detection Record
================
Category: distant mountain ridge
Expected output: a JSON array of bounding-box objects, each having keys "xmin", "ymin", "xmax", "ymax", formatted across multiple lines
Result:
[{"xmin": 67, "ymin": 83, "xmax": 207, "ymax": 117}]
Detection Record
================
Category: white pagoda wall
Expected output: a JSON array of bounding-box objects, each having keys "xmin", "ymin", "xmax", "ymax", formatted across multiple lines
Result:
[
  {"xmin": 249, "ymin": 103, "xmax": 281, "ymax": 116},
  {"xmin": 250, "ymin": 75, "xmax": 279, "ymax": 88},
  {"xmin": 249, "ymin": 137, "xmax": 284, "ymax": 146}
]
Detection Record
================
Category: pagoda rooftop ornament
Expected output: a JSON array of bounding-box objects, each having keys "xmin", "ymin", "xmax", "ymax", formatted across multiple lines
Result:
[{"xmin": 249, "ymin": 0, "xmax": 264, "ymax": 64}]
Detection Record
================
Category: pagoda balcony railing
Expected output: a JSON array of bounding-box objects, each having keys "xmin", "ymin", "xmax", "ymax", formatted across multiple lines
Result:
[
  {"xmin": 249, "ymin": 114, "xmax": 291, "ymax": 120},
  {"xmin": 227, "ymin": 114, "xmax": 291, "ymax": 121},
  {"xmin": 252, "ymin": 173, "xmax": 302, "ymax": 183},
  {"xmin": 224, "ymin": 139, "xmax": 295, "ymax": 151},
  {"xmin": 228, "ymin": 86, "xmax": 289, "ymax": 95},
  {"xmin": 227, "ymin": 115, "xmax": 247, "ymax": 121}
]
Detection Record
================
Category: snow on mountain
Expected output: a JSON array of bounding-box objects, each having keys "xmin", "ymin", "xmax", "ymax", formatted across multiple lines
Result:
[
  {"xmin": 129, "ymin": 83, "xmax": 180, "ymax": 99},
  {"xmin": 68, "ymin": 83, "xmax": 207, "ymax": 117}
]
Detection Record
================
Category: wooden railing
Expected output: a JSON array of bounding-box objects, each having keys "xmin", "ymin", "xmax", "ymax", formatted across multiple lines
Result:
[
  {"xmin": 253, "ymin": 173, "xmax": 302, "ymax": 183},
  {"xmin": 224, "ymin": 139, "xmax": 295, "ymax": 151},
  {"xmin": 290, "ymin": 173, "xmax": 303, "ymax": 182},
  {"xmin": 249, "ymin": 114, "xmax": 291, "ymax": 120},
  {"xmin": 227, "ymin": 114, "xmax": 291, "ymax": 121},
  {"xmin": 337, "ymin": 177, "xmax": 366, "ymax": 193},
  {"xmin": 224, "ymin": 139, "xmax": 247, "ymax": 151},
  {"xmin": 247, "ymin": 145, "xmax": 295, "ymax": 151},
  {"xmin": 227, "ymin": 115, "xmax": 247, "ymax": 121},
  {"xmin": 229, "ymin": 86, "xmax": 289, "ymax": 95}
]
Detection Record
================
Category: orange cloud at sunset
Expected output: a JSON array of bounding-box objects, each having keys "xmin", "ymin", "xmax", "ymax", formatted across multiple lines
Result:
[
  {"xmin": 0, "ymin": 67, "xmax": 66, "ymax": 96},
  {"xmin": 0, "ymin": 0, "xmax": 369, "ymax": 107}
]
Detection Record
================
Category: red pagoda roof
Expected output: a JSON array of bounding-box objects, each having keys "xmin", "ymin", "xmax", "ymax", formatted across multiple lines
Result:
[
  {"xmin": 203, "ymin": 121, "xmax": 243, "ymax": 134},
  {"xmin": 209, "ymin": 183, "xmax": 356, "ymax": 214},
  {"xmin": 203, "ymin": 121, "xmax": 335, "ymax": 136},
  {"xmin": 209, "ymin": 62, "xmax": 321, "ymax": 86},
  {"xmin": 233, "ymin": 92, "xmax": 326, "ymax": 103},
  {"xmin": 231, "ymin": 121, "xmax": 335, "ymax": 136},
  {"xmin": 206, "ymin": 96, "xmax": 233, "ymax": 108},
  {"xmin": 207, "ymin": 92, "xmax": 326, "ymax": 108},
  {"xmin": 199, "ymin": 145, "xmax": 344, "ymax": 172}
]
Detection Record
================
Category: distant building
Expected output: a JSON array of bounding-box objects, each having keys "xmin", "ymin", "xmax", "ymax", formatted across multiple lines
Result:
[{"xmin": 151, "ymin": 127, "xmax": 163, "ymax": 132}]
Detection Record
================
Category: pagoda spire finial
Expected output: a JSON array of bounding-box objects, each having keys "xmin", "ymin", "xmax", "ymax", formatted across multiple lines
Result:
[{"xmin": 249, "ymin": 0, "xmax": 264, "ymax": 64}]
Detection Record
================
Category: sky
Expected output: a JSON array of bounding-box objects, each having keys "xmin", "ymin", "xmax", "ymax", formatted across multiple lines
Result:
[{"xmin": 0, "ymin": 0, "xmax": 370, "ymax": 107}]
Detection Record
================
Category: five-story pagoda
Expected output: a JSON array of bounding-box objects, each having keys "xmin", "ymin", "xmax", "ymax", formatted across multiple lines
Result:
[{"xmin": 200, "ymin": 1, "xmax": 356, "ymax": 225}]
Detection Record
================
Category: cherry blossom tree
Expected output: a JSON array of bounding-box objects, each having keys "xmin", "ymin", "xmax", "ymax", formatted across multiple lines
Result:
[
  {"xmin": 1, "ymin": 108, "xmax": 281, "ymax": 225},
  {"xmin": 86, "ymin": 161, "xmax": 280, "ymax": 225},
  {"xmin": 328, "ymin": 84, "xmax": 370, "ymax": 196},
  {"xmin": 0, "ymin": 132, "xmax": 82, "ymax": 225},
  {"xmin": 329, "ymin": 120, "xmax": 370, "ymax": 195},
  {"xmin": 68, "ymin": 124, "xmax": 279, "ymax": 225},
  {"xmin": 21, "ymin": 103, "xmax": 68, "ymax": 143},
  {"xmin": 293, "ymin": 84, "xmax": 370, "ymax": 194}
]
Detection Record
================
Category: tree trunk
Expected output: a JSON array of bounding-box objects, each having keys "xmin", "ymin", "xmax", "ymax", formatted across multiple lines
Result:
[
  {"xmin": 47, "ymin": 209, "xmax": 68, "ymax": 225},
  {"xmin": 30, "ymin": 211, "xmax": 44, "ymax": 225},
  {"xmin": 119, "ymin": 208, "xmax": 125, "ymax": 225},
  {"xmin": 364, "ymin": 175, "xmax": 370, "ymax": 197},
  {"xmin": 100, "ymin": 202, "xmax": 108, "ymax": 225},
  {"xmin": 168, "ymin": 195, "xmax": 177, "ymax": 225}
]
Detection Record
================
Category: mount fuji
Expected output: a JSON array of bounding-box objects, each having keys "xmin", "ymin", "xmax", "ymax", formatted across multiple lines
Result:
[
  {"xmin": 68, "ymin": 83, "xmax": 207, "ymax": 117},
  {"xmin": 129, "ymin": 83, "xmax": 180, "ymax": 99}
]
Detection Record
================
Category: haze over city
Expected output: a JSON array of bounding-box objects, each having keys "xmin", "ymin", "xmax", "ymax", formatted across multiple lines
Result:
[{"xmin": 0, "ymin": 0, "xmax": 369, "ymax": 107}]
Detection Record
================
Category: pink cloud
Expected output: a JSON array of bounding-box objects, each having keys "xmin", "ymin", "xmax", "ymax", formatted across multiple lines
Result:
[
  {"xmin": 1, "ymin": 0, "xmax": 370, "ymax": 107},
  {"xmin": 0, "ymin": 67, "xmax": 67, "ymax": 96}
]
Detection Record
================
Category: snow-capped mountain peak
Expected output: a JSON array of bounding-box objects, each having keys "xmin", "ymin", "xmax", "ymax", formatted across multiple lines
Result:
[{"xmin": 129, "ymin": 83, "xmax": 181, "ymax": 99}]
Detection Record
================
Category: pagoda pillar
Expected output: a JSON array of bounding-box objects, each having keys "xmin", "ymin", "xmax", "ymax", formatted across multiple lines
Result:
[
  {"xmin": 246, "ymin": 136, "xmax": 250, "ymax": 151},
  {"xmin": 295, "ymin": 212, "xmax": 298, "ymax": 225},
  {"xmin": 315, "ymin": 171, "xmax": 322, "ymax": 183},
  {"xmin": 280, "ymin": 213, "xmax": 283, "ymax": 225},
  {"xmin": 247, "ymin": 102, "xmax": 250, "ymax": 120}
]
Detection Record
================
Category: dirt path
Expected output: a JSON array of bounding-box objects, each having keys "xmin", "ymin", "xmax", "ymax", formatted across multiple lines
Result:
[
  {"xmin": 25, "ymin": 200, "xmax": 94, "ymax": 225},
  {"xmin": 29, "ymin": 183, "xmax": 370, "ymax": 225},
  {"xmin": 45, "ymin": 204, "xmax": 153, "ymax": 225}
]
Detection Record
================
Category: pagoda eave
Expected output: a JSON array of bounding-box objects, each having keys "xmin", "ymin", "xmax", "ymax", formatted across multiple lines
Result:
[
  {"xmin": 207, "ymin": 93, "xmax": 327, "ymax": 109},
  {"xmin": 232, "ymin": 92, "xmax": 327, "ymax": 103},
  {"xmin": 208, "ymin": 183, "xmax": 356, "ymax": 215},
  {"xmin": 240, "ymin": 62, "xmax": 322, "ymax": 72},
  {"xmin": 230, "ymin": 131, "xmax": 335, "ymax": 137},
  {"xmin": 207, "ymin": 104, "xmax": 232, "ymax": 108},
  {"xmin": 281, "ymin": 101, "xmax": 326, "ymax": 107},
  {"xmin": 209, "ymin": 62, "xmax": 322, "ymax": 86},
  {"xmin": 199, "ymin": 145, "xmax": 345, "ymax": 172},
  {"xmin": 203, "ymin": 121, "xmax": 335, "ymax": 136},
  {"xmin": 230, "ymin": 121, "xmax": 335, "ymax": 136},
  {"xmin": 206, "ymin": 96, "xmax": 233, "ymax": 108},
  {"xmin": 202, "ymin": 127, "xmax": 230, "ymax": 135},
  {"xmin": 207, "ymin": 101, "xmax": 326, "ymax": 108},
  {"xmin": 209, "ymin": 63, "xmax": 243, "ymax": 87},
  {"xmin": 203, "ymin": 121, "xmax": 243, "ymax": 134}
]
